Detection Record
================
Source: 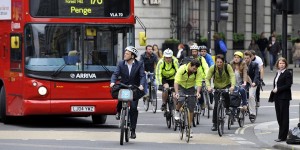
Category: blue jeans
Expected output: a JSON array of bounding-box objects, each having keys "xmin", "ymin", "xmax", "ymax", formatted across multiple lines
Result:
[
  {"xmin": 144, "ymin": 73, "xmax": 157, "ymax": 95},
  {"xmin": 235, "ymin": 86, "xmax": 247, "ymax": 106},
  {"xmin": 269, "ymin": 52, "xmax": 278, "ymax": 71}
]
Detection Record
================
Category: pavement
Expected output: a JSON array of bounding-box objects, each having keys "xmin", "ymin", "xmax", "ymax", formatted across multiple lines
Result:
[{"xmin": 254, "ymin": 64, "xmax": 300, "ymax": 150}]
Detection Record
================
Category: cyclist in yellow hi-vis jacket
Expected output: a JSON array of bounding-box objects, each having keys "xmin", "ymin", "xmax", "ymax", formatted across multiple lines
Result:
[
  {"xmin": 156, "ymin": 48, "xmax": 179, "ymax": 111},
  {"xmin": 174, "ymin": 59, "xmax": 203, "ymax": 138}
]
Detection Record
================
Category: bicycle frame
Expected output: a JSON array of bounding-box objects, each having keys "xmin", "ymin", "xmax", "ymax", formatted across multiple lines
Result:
[
  {"xmin": 116, "ymin": 84, "xmax": 134, "ymax": 145},
  {"xmin": 178, "ymin": 94, "xmax": 196, "ymax": 143}
]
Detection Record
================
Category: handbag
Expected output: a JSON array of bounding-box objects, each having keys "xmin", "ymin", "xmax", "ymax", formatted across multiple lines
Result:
[{"xmin": 268, "ymin": 91, "xmax": 275, "ymax": 102}]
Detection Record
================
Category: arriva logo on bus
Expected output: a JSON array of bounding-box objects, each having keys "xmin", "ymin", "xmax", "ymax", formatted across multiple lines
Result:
[{"xmin": 70, "ymin": 73, "xmax": 97, "ymax": 79}]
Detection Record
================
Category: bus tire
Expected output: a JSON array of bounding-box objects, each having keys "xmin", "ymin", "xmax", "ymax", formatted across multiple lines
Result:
[
  {"xmin": 0, "ymin": 87, "xmax": 8, "ymax": 123},
  {"xmin": 92, "ymin": 115, "xmax": 107, "ymax": 124}
]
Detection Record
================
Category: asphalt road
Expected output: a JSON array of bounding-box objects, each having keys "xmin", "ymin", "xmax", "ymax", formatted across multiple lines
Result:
[{"xmin": 0, "ymin": 66, "xmax": 299, "ymax": 150}]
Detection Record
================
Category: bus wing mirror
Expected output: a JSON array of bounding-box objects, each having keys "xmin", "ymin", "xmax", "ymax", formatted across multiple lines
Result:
[
  {"xmin": 11, "ymin": 36, "xmax": 20, "ymax": 49},
  {"xmin": 86, "ymin": 28, "xmax": 96, "ymax": 36},
  {"xmin": 139, "ymin": 32, "xmax": 147, "ymax": 46}
]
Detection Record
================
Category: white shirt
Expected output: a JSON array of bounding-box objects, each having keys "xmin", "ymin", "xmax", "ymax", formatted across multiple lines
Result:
[
  {"xmin": 275, "ymin": 69, "xmax": 286, "ymax": 88},
  {"xmin": 125, "ymin": 60, "xmax": 135, "ymax": 76},
  {"xmin": 177, "ymin": 49, "xmax": 183, "ymax": 58},
  {"xmin": 253, "ymin": 56, "xmax": 263, "ymax": 67}
]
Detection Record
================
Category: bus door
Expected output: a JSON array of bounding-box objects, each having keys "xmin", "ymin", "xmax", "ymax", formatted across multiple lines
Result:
[{"xmin": 7, "ymin": 34, "xmax": 23, "ymax": 111}]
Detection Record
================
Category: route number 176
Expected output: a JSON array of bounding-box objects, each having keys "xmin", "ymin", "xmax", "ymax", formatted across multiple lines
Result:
[{"xmin": 91, "ymin": 0, "xmax": 103, "ymax": 5}]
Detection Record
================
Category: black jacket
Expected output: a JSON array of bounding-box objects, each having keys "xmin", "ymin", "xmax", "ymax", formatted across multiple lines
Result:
[
  {"xmin": 273, "ymin": 70, "xmax": 292, "ymax": 101},
  {"xmin": 110, "ymin": 60, "xmax": 146, "ymax": 87},
  {"xmin": 247, "ymin": 61, "xmax": 260, "ymax": 86}
]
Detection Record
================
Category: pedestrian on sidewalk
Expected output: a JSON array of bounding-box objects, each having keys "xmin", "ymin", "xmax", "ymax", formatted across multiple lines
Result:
[
  {"xmin": 292, "ymin": 39, "xmax": 300, "ymax": 68},
  {"xmin": 269, "ymin": 57, "xmax": 292, "ymax": 142}
]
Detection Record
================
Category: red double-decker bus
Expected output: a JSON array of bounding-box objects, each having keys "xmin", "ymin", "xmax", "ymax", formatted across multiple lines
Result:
[{"xmin": 0, "ymin": 0, "xmax": 137, "ymax": 124}]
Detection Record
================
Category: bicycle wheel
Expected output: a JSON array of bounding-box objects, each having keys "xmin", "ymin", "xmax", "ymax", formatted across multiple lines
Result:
[
  {"xmin": 179, "ymin": 111, "xmax": 184, "ymax": 140},
  {"xmin": 227, "ymin": 112, "xmax": 233, "ymax": 130},
  {"xmin": 143, "ymin": 95, "xmax": 149, "ymax": 112},
  {"xmin": 120, "ymin": 109, "xmax": 126, "ymax": 145},
  {"xmin": 125, "ymin": 115, "xmax": 130, "ymax": 142},
  {"xmin": 204, "ymin": 91, "xmax": 211, "ymax": 119},
  {"xmin": 217, "ymin": 101, "xmax": 225, "ymax": 137},
  {"xmin": 238, "ymin": 108, "xmax": 245, "ymax": 127},
  {"xmin": 151, "ymin": 87, "xmax": 157, "ymax": 113},
  {"xmin": 184, "ymin": 108, "xmax": 191, "ymax": 143}
]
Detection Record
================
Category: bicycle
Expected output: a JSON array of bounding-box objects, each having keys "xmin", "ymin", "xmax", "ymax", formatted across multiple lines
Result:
[
  {"xmin": 114, "ymin": 83, "xmax": 135, "ymax": 145},
  {"xmin": 201, "ymin": 80, "xmax": 213, "ymax": 119},
  {"xmin": 227, "ymin": 89, "xmax": 245, "ymax": 130},
  {"xmin": 177, "ymin": 94, "xmax": 196, "ymax": 143},
  {"xmin": 164, "ymin": 87, "xmax": 175, "ymax": 130},
  {"xmin": 143, "ymin": 72, "xmax": 158, "ymax": 113},
  {"xmin": 213, "ymin": 88, "xmax": 229, "ymax": 137}
]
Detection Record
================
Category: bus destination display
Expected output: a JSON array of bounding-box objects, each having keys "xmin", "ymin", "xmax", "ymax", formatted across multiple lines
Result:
[{"xmin": 30, "ymin": 0, "xmax": 130, "ymax": 18}]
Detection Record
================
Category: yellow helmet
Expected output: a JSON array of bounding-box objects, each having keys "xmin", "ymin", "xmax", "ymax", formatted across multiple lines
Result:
[{"xmin": 234, "ymin": 51, "xmax": 244, "ymax": 58}]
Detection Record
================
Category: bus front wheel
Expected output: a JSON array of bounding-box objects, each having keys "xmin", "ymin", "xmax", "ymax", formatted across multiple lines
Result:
[
  {"xmin": 0, "ymin": 87, "xmax": 8, "ymax": 123},
  {"xmin": 92, "ymin": 115, "xmax": 107, "ymax": 124}
]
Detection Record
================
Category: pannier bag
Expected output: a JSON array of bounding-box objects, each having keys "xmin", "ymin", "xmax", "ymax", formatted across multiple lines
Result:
[{"xmin": 229, "ymin": 91, "xmax": 241, "ymax": 107}]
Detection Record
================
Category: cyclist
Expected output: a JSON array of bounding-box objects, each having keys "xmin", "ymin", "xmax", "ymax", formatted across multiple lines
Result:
[
  {"xmin": 199, "ymin": 45, "xmax": 214, "ymax": 67},
  {"xmin": 182, "ymin": 44, "xmax": 208, "ymax": 109},
  {"xmin": 156, "ymin": 48, "xmax": 179, "ymax": 111},
  {"xmin": 229, "ymin": 51, "xmax": 248, "ymax": 111},
  {"xmin": 205, "ymin": 54, "xmax": 236, "ymax": 131},
  {"xmin": 250, "ymin": 50, "xmax": 264, "ymax": 107},
  {"xmin": 244, "ymin": 50, "xmax": 260, "ymax": 118},
  {"xmin": 174, "ymin": 59, "xmax": 202, "ymax": 138},
  {"xmin": 110, "ymin": 46, "xmax": 145, "ymax": 139},
  {"xmin": 140, "ymin": 45, "xmax": 158, "ymax": 100}
]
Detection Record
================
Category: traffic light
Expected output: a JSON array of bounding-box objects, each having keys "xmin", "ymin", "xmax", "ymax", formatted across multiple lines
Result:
[
  {"xmin": 271, "ymin": 0, "xmax": 300, "ymax": 14},
  {"xmin": 215, "ymin": 0, "xmax": 229, "ymax": 21}
]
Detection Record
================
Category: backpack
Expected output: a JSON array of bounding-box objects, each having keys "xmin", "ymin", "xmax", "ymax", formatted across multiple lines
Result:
[
  {"xmin": 162, "ymin": 59, "xmax": 177, "ymax": 79},
  {"xmin": 212, "ymin": 63, "xmax": 229, "ymax": 80},
  {"xmin": 180, "ymin": 56, "xmax": 205, "ymax": 76},
  {"xmin": 219, "ymin": 40, "xmax": 227, "ymax": 53},
  {"xmin": 181, "ymin": 64, "xmax": 197, "ymax": 80}
]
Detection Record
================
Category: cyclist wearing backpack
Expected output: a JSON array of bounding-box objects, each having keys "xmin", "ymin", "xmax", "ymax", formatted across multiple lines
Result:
[
  {"xmin": 156, "ymin": 48, "xmax": 179, "ymax": 111},
  {"xmin": 229, "ymin": 51, "xmax": 248, "ymax": 111},
  {"xmin": 199, "ymin": 45, "xmax": 214, "ymax": 67},
  {"xmin": 205, "ymin": 54, "xmax": 236, "ymax": 131},
  {"xmin": 174, "ymin": 59, "xmax": 202, "ymax": 138}
]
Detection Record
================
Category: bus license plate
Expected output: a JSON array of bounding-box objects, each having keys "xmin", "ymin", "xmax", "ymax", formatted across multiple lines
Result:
[{"xmin": 71, "ymin": 106, "xmax": 95, "ymax": 112}]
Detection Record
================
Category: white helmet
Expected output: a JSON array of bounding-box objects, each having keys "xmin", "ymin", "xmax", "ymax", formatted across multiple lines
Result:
[
  {"xmin": 190, "ymin": 44, "xmax": 199, "ymax": 50},
  {"xmin": 199, "ymin": 45, "xmax": 207, "ymax": 51},
  {"xmin": 125, "ymin": 46, "xmax": 138, "ymax": 57},
  {"xmin": 163, "ymin": 48, "xmax": 173, "ymax": 57}
]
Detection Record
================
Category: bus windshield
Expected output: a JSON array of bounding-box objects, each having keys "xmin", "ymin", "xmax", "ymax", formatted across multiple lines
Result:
[{"xmin": 24, "ymin": 24, "xmax": 133, "ymax": 81}]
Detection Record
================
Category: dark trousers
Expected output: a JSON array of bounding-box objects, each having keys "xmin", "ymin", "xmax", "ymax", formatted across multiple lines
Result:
[
  {"xmin": 117, "ymin": 99, "xmax": 139, "ymax": 129},
  {"xmin": 256, "ymin": 84, "xmax": 261, "ymax": 102},
  {"xmin": 275, "ymin": 99, "xmax": 290, "ymax": 140},
  {"xmin": 212, "ymin": 91, "xmax": 230, "ymax": 124}
]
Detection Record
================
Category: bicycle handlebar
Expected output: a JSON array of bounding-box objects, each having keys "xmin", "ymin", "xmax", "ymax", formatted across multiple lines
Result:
[
  {"xmin": 179, "ymin": 95, "xmax": 197, "ymax": 98},
  {"xmin": 212, "ymin": 88, "xmax": 229, "ymax": 93}
]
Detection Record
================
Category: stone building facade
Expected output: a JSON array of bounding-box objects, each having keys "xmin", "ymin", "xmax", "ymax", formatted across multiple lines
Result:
[{"xmin": 135, "ymin": 0, "xmax": 297, "ymax": 61}]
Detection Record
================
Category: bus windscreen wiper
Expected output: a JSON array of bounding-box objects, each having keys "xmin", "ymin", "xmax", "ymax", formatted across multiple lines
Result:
[
  {"xmin": 88, "ymin": 53, "xmax": 112, "ymax": 77},
  {"xmin": 51, "ymin": 64, "xmax": 67, "ymax": 77}
]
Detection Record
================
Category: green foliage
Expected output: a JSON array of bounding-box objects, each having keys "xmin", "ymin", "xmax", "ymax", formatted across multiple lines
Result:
[
  {"xmin": 290, "ymin": 37, "xmax": 300, "ymax": 45},
  {"xmin": 276, "ymin": 34, "xmax": 282, "ymax": 42},
  {"xmin": 164, "ymin": 38, "xmax": 180, "ymax": 44},
  {"xmin": 252, "ymin": 33, "xmax": 260, "ymax": 41},
  {"xmin": 233, "ymin": 33, "xmax": 245, "ymax": 43},
  {"xmin": 200, "ymin": 36, "xmax": 208, "ymax": 43},
  {"xmin": 218, "ymin": 32, "xmax": 226, "ymax": 41}
]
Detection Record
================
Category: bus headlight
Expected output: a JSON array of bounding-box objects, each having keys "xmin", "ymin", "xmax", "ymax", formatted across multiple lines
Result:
[{"xmin": 38, "ymin": 86, "xmax": 47, "ymax": 96}]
